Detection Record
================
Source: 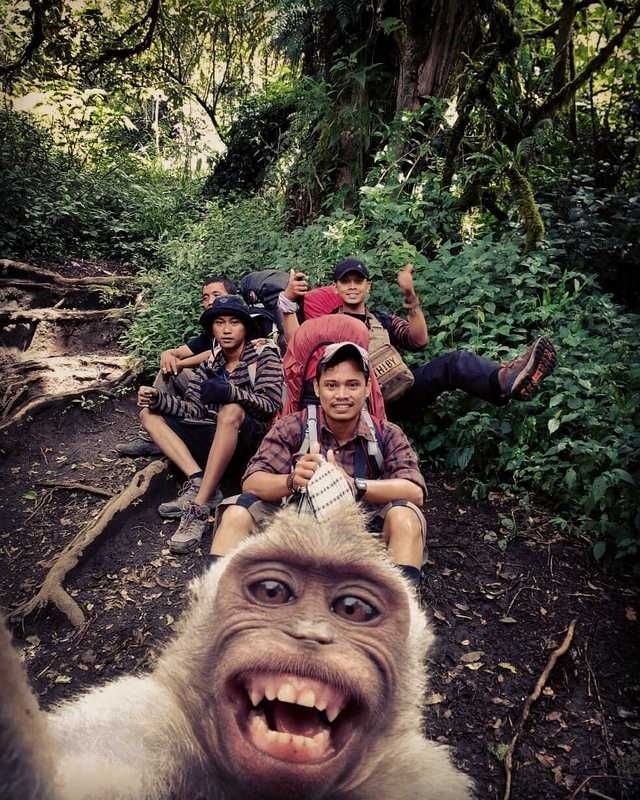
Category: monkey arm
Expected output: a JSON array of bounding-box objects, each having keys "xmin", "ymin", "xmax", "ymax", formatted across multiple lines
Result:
[
  {"xmin": 46, "ymin": 675, "xmax": 189, "ymax": 800},
  {"xmin": 242, "ymin": 469, "xmax": 290, "ymax": 501},
  {"xmin": 361, "ymin": 477, "xmax": 424, "ymax": 507},
  {"xmin": 0, "ymin": 621, "xmax": 188, "ymax": 800}
]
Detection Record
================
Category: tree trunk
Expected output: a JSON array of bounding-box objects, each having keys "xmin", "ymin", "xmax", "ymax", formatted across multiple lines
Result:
[{"xmin": 396, "ymin": 0, "xmax": 480, "ymax": 110}]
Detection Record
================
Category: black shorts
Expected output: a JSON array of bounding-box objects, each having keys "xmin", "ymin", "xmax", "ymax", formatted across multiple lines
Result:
[{"xmin": 163, "ymin": 414, "xmax": 263, "ymax": 469}]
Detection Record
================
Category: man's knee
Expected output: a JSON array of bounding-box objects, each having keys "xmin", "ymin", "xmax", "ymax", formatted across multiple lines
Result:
[
  {"xmin": 218, "ymin": 502, "xmax": 254, "ymax": 530},
  {"xmin": 383, "ymin": 506, "xmax": 424, "ymax": 548},
  {"xmin": 217, "ymin": 403, "xmax": 246, "ymax": 428}
]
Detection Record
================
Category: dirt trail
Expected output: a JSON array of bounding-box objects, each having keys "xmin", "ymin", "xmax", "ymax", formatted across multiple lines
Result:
[{"xmin": 0, "ymin": 262, "xmax": 638, "ymax": 800}]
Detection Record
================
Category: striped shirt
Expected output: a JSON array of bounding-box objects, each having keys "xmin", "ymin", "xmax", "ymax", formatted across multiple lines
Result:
[{"xmin": 149, "ymin": 338, "xmax": 283, "ymax": 424}]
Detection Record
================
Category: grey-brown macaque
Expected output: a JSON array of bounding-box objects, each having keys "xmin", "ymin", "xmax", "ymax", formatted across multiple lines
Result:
[{"xmin": 0, "ymin": 506, "xmax": 474, "ymax": 800}]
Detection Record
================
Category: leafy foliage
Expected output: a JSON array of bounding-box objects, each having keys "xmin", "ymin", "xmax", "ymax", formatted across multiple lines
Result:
[
  {"xmin": 127, "ymin": 176, "xmax": 639, "ymax": 560},
  {"xmin": 203, "ymin": 82, "xmax": 299, "ymax": 197},
  {"xmin": 0, "ymin": 109, "xmax": 202, "ymax": 263}
]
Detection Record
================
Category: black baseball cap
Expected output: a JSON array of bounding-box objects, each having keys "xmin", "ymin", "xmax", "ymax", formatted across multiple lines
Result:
[
  {"xmin": 200, "ymin": 295, "xmax": 256, "ymax": 335},
  {"xmin": 333, "ymin": 258, "xmax": 369, "ymax": 282}
]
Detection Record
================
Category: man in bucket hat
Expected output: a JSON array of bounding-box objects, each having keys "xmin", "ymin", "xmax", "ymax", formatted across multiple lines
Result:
[{"xmin": 138, "ymin": 295, "xmax": 283, "ymax": 554}]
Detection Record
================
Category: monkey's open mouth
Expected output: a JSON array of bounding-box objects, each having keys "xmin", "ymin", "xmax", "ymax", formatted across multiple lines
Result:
[{"xmin": 235, "ymin": 672, "xmax": 354, "ymax": 764}]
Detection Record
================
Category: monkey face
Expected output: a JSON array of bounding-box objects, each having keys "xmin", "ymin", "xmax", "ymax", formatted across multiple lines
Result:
[{"xmin": 199, "ymin": 531, "xmax": 413, "ymax": 799}]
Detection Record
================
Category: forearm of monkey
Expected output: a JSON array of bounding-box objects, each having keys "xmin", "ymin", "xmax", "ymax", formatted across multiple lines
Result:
[
  {"xmin": 362, "ymin": 478, "xmax": 424, "ymax": 508},
  {"xmin": 242, "ymin": 470, "xmax": 290, "ymax": 501},
  {"xmin": 0, "ymin": 620, "xmax": 57, "ymax": 800},
  {"xmin": 46, "ymin": 675, "xmax": 188, "ymax": 800}
]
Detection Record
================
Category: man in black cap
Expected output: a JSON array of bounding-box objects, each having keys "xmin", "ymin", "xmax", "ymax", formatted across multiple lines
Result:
[
  {"xmin": 138, "ymin": 295, "xmax": 284, "ymax": 554},
  {"xmin": 280, "ymin": 258, "xmax": 556, "ymax": 413}
]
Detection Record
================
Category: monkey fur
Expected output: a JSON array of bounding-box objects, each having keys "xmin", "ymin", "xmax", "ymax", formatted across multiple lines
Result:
[{"xmin": 0, "ymin": 505, "xmax": 474, "ymax": 800}]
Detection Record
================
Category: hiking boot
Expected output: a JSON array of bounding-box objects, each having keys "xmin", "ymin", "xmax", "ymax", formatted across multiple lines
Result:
[
  {"xmin": 115, "ymin": 433, "xmax": 162, "ymax": 458},
  {"xmin": 499, "ymin": 336, "xmax": 557, "ymax": 401},
  {"xmin": 169, "ymin": 501, "xmax": 212, "ymax": 554},
  {"xmin": 158, "ymin": 480, "xmax": 223, "ymax": 519}
]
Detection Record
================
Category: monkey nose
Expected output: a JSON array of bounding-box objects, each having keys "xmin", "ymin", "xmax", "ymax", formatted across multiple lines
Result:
[{"xmin": 287, "ymin": 620, "xmax": 335, "ymax": 645}]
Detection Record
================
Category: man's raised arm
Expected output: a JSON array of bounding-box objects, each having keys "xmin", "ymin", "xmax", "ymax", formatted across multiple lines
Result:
[{"xmin": 397, "ymin": 264, "xmax": 428, "ymax": 348}]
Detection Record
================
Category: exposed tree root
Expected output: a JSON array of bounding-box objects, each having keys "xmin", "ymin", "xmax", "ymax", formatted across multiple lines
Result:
[
  {"xmin": 1, "ymin": 308, "xmax": 120, "ymax": 323},
  {"xmin": 10, "ymin": 459, "xmax": 168, "ymax": 628},
  {"xmin": 0, "ymin": 259, "xmax": 135, "ymax": 288},
  {"xmin": 502, "ymin": 619, "xmax": 577, "ymax": 800},
  {"xmin": 0, "ymin": 362, "xmax": 141, "ymax": 432},
  {"xmin": 36, "ymin": 481, "xmax": 115, "ymax": 498}
]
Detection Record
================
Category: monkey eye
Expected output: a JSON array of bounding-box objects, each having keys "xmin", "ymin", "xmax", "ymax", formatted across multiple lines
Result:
[
  {"xmin": 248, "ymin": 579, "xmax": 294, "ymax": 605},
  {"xmin": 331, "ymin": 595, "xmax": 379, "ymax": 623}
]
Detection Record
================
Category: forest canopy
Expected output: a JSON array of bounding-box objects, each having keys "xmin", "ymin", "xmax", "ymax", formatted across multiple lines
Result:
[{"xmin": 1, "ymin": 0, "xmax": 639, "ymax": 561}]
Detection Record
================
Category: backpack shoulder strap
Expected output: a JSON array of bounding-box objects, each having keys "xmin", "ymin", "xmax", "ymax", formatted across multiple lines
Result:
[
  {"xmin": 361, "ymin": 408, "xmax": 384, "ymax": 472},
  {"xmin": 296, "ymin": 406, "xmax": 319, "ymax": 457},
  {"xmin": 246, "ymin": 339, "xmax": 279, "ymax": 388}
]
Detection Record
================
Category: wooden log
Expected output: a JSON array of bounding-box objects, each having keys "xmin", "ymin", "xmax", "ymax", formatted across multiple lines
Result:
[{"xmin": 0, "ymin": 308, "xmax": 117, "ymax": 323}]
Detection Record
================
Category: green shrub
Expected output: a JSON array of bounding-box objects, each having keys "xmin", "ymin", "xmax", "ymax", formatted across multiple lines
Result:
[{"xmin": 0, "ymin": 109, "xmax": 202, "ymax": 263}]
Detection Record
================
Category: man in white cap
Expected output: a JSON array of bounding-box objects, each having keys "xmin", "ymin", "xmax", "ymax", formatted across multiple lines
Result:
[{"xmin": 208, "ymin": 341, "xmax": 427, "ymax": 589}]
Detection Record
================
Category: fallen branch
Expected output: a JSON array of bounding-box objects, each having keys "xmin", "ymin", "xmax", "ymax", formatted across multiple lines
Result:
[
  {"xmin": 10, "ymin": 459, "xmax": 168, "ymax": 628},
  {"xmin": 503, "ymin": 620, "xmax": 577, "ymax": 800},
  {"xmin": 0, "ymin": 362, "xmax": 141, "ymax": 433},
  {"xmin": 0, "ymin": 259, "xmax": 135, "ymax": 288},
  {"xmin": 36, "ymin": 481, "xmax": 115, "ymax": 498}
]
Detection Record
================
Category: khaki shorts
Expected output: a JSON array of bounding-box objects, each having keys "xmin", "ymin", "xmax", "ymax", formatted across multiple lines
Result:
[{"xmin": 215, "ymin": 492, "xmax": 427, "ymax": 551}]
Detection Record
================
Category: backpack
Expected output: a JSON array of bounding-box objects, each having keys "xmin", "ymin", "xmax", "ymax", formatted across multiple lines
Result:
[
  {"xmin": 364, "ymin": 312, "xmax": 415, "ymax": 403},
  {"xmin": 281, "ymin": 315, "xmax": 387, "ymax": 420},
  {"xmin": 296, "ymin": 404, "xmax": 384, "ymax": 478},
  {"xmin": 239, "ymin": 270, "xmax": 290, "ymax": 313}
]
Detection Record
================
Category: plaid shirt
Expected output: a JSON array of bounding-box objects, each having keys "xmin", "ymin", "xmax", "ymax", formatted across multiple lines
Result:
[{"xmin": 243, "ymin": 408, "xmax": 427, "ymax": 503}]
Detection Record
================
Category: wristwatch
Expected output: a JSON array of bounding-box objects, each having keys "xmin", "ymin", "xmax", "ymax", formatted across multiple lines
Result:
[{"xmin": 354, "ymin": 478, "xmax": 367, "ymax": 501}]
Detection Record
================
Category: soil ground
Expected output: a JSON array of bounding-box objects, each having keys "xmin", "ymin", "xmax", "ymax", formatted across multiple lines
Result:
[{"xmin": 0, "ymin": 261, "xmax": 639, "ymax": 800}]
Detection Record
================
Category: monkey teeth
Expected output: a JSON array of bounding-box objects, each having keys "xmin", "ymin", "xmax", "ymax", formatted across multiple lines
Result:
[
  {"xmin": 248, "ymin": 709, "xmax": 333, "ymax": 762},
  {"xmin": 244, "ymin": 673, "xmax": 345, "ymax": 723}
]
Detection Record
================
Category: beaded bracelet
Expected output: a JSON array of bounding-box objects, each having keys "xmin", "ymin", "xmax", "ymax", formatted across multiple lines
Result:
[
  {"xmin": 278, "ymin": 292, "xmax": 299, "ymax": 315},
  {"xmin": 286, "ymin": 471, "xmax": 296, "ymax": 495}
]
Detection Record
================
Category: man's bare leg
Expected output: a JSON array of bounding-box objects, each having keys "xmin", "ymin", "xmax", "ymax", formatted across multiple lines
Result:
[
  {"xmin": 140, "ymin": 409, "xmax": 200, "ymax": 476},
  {"xmin": 193, "ymin": 404, "xmax": 245, "ymax": 506},
  {"xmin": 383, "ymin": 506, "xmax": 424, "ymax": 569},
  {"xmin": 210, "ymin": 505, "xmax": 255, "ymax": 557}
]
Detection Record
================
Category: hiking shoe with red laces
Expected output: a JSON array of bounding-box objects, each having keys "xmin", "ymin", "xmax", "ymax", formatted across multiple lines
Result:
[{"xmin": 499, "ymin": 336, "xmax": 557, "ymax": 401}]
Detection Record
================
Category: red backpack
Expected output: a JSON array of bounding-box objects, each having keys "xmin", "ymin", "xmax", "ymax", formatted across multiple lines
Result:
[{"xmin": 281, "ymin": 315, "xmax": 387, "ymax": 420}]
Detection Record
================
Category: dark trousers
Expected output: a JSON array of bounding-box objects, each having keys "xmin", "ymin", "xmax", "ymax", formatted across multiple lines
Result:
[{"xmin": 389, "ymin": 350, "xmax": 504, "ymax": 418}]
